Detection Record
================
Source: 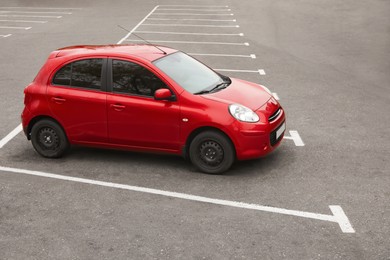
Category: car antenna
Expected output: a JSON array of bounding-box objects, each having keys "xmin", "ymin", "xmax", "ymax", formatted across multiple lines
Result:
[{"xmin": 117, "ymin": 25, "xmax": 167, "ymax": 55}]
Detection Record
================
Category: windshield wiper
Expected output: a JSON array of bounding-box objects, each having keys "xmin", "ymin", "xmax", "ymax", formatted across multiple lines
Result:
[
  {"xmin": 194, "ymin": 83, "xmax": 226, "ymax": 95},
  {"xmin": 194, "ymin": 76, "xmax": 231, "ymax": 95},
  {"xmin": 194, "ymin": 89, "xmax": 212, "ymax": 95}
]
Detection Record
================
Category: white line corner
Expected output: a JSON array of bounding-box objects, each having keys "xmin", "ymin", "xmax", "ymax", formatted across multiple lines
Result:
[
  {"xmin": 329, "ymin": 205, "xmax": 355, "ymax": 233},
  {"xmin": 288, "ymin": 130, "xmax": 305, "ymax": 146}
]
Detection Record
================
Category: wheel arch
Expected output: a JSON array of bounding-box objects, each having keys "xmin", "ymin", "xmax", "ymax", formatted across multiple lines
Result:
[
  {"xmin": 27, "ymin": 115, "xmax": 67, "ymax": 141},
  {"xmin": 183, "ymin": 126, "xmax": 236, "ymax": 160}
]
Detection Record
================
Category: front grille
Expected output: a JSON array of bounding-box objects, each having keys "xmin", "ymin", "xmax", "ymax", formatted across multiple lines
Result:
[{"xmin": 268, "ymin": 108, "xmax": 281, "ymax": 122}]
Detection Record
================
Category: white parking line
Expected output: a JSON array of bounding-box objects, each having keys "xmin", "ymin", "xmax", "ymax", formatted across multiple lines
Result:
[
  {"xmin": 147, "ymin": 18, "xmax": 237, "ymax": 22},
  {"xmin": 153, "ymin": 13, "xmax": 234, "ymax": 16},
  {"xmin": 0, "ymin": 34, "xmax": 11, "ymax": 37},
  {"xmin": 158, "ymin": 9, "xmax": 231, "ymax": 12},
  {"xmin": 0, "ymin": 19, "xmax": 47, "ymax": 23},
  {"xmin": 0, "ymin": 165, "xmax": 355, "ymax": 233},
  {"xmin": 0, "ymin": 124, "xmax": 22, "ymax": 149},
  {"xmin": 214, "ymin": 69, "xmax": 265, "ymax": 75},
  {"xmin": 283, "ymin": 130, "xmax": 305, "ymax": 146},
  {"xmin": 189, "ymin": 53, "xmax": 256, "ymax": 59},
  {"xmin": 135, "ymin": 31, "xmax": 243, "ymax": 36},
  {"xmin": 126, "ymin": 39, "xmax": 250, "ymax": 46},
  {"xmin": 0, "ymin": 26, "xmax": 31, "ymax": 30},
  {"xmin": 0, "ymin": 11, "xmax": 72, "ymax": 15},
  {"xmin": 0, "ymin": 14, "xmax": 62, "ymax": 18},
  {"xmin": 142, "ymin": 23, "xmax": 239, "ymax": 28},
  {"xmin": 329, "ymin": 206, "xmax": 356, "ymax": 233},
  {"xmin": 0, "ymin": 7, "xmax": 82, "ymax": 10},
  {"xmin": 159, "ymin": 5, "xmax": 229, "ymax": 8},
  {"xmin": 117, "ymin": 5, "xmax": 159, "ymax": 44}
]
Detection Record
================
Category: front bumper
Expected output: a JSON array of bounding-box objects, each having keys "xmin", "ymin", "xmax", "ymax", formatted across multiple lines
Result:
[{"xmin": 231, "ymin": 106, "xmax": 286, "ymax": 160}]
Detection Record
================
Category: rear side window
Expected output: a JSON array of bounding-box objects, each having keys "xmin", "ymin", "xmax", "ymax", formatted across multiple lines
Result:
[{"xmin": 52, "ymin": 59, "xmax": 103, "ymax": 90}]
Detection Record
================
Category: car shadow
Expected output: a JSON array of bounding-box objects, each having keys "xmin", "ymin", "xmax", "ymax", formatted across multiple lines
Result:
[{"xmin": 8, "ymin": 142, "xmax": 294, "ymax": 178}]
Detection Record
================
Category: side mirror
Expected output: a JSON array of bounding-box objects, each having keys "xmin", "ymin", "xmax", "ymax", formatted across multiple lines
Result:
[{"xmin": 154, "ymin": 88, "xmax": 176, "ymax": 101}]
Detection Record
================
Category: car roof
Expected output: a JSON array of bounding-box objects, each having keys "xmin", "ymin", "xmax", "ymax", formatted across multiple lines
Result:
[{"xmin": 52, "ymin": 44, "xmax": 178, "ymax": 62}]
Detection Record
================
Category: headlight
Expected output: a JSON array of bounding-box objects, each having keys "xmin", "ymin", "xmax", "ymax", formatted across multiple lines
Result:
[{"xmin": 229, "ymin": 104, "xmax": 259, "ymax": 123}]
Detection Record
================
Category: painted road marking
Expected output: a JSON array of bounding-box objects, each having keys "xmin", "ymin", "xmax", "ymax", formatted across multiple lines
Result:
[
  {"xmin": 147, "ymin": 18, "xmax": 237, "ymax": 22},
  {"xmin": 0, "ymin": 11, "xmax": 72, "ymax": 15},
  {"xmin": 158, "ymin": 5, "xmax": 229, "ymax": 8},
  {"xmin": 125, "ymin": 39, "xmax": 250, "ymax": 46},
  {"xmin": 0, "ymin": 19, "xmax": 48, "ymax": 23},
  {"xmin": 329, "ymin": 206, "xmax": 356, "ymax": 233},
  {"xmin": 0, "ymin": 165, "xmax": 355, "ymax": 233},
  {"xmin": 0, "ymin": 14, "xmax": 62, "ymax": 18},
  {"xmin": 0, "ymin": 26, "xmax": 31, "ymax": 30},
  {"xmin": 0, "ymin": 124, "xmax": 22, "ymax": 149},
  {"xmin": 188, "ymin": 53, "xmax": 256, "ymax": 59},
  {"xmin": 283, "ymin": 130, "xmax": 305, "ymax": 146},
  {"xmin": 0, "ymin": 34, "xmax": 12, "ymax": 37},
  {"xmin": 158, "ymin": 8, "xmax": 231, "ymax": 12},
  {"xmin": 118, "ymin": 5, "xmax": 159, "ymax": 44},
  {"xmin": 135, "ymin": 31, "xmax": 244, "ymax": 36},
  {"xmin": 153, "ymin": 13, "xmax": 234, "ymax": 16},
  {"xmin": 0, "ymin": 7, "xmax": 82, "ymax": 10},
  {"xmin": 214, "ymin": 69, "xmax": 265, "ymax": 75},
  {"xmin": 142, "ymin": 23, "xmax": 239, "ymax": 28}
]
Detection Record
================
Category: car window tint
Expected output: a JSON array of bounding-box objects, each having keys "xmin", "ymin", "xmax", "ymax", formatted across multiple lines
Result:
[
  {"xmin": 52, "ymin": 63, "xmax": 71, "ymax": 86},
  {"xmin": 71, "ymin": 59, "xmax": 102, "ymax": 89},
  {"xmin": 112, "ymin": 60, "xmax": 166, "ymax": 97},
  {"xmin": 53, "ymin": 59, "xmax": 103, "ymax": 90}
]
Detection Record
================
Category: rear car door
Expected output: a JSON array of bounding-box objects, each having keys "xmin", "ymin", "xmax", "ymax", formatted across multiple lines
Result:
[
  {"xmin": 106, "ymin": 59, "xmax": 181, "ymax": 152},
  {"xmin": 47, "ymin": 58, "xmax": 108, "ymax": 143}
]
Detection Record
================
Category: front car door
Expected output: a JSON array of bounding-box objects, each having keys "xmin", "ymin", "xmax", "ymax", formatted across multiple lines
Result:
[{"xmin": 106, "ymin": 59, "xmax": 181, "ymax": 153}]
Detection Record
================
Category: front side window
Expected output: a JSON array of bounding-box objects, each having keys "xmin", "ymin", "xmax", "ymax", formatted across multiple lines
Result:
[
  {"xmin": 112, "ymin": 60, "xmax": 166, "ymax": 97},
  {"xmin": 52, "ymin": 59, "xmax": 103, "ymax": 90}
]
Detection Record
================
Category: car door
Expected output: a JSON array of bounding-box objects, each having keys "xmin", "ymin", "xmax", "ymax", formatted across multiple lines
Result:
[
  {"xmin": 47, "ymin": 58, "xmax": 108, "ymax": 143},
  {"xmin": 107, "ymin": 59, "xmax": 181, "ymax": 152}
]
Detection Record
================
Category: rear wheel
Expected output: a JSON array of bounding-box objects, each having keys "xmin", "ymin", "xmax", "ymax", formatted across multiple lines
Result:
[
  {"xmin": 31, "ymin": 119, "xmax": 69, "ymax": 158},
  {"xmin": 189, "ymin": 131, "xmax": 235, "ymax": 174}
]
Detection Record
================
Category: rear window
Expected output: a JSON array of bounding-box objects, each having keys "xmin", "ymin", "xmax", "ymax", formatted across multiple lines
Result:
[{"xmin": 52, "ymin": 59, "xmax": 103, "ymax": 90}]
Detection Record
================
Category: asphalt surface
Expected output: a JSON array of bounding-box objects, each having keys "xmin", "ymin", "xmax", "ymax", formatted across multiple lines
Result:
[{"xmin": 0, "ymin": 0, "xmax": 389, "ymax": 259}]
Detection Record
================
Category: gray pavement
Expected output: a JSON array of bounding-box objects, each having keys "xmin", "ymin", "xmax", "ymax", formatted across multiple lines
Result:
[{"xmin": 0, "ymin": 0, "xmax": 389, "ymax": 259}]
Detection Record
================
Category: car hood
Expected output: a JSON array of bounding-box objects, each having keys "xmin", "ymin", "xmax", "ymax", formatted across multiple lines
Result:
[{"xmin": 201, "ymin": 78, "xmax": 272, "ymax": 110}]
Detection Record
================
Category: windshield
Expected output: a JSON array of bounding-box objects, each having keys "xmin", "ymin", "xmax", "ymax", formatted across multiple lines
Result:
[{"xmin": 153, "ymin": 52, "xmax": 222, "ymax": 94}]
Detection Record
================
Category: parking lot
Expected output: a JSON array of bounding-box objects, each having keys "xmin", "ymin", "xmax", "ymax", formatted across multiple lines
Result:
[{"xmin": 1, "ymin": 0, "xmax": 389, "ymax": 259}]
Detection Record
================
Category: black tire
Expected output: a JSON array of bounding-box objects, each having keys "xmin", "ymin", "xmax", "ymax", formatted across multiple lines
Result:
[
  {"xmin": 31, "ymin": 119, "xmax": 69, "ymax": 158},
  {"xmin": 189, "ymin": 131, "xmax": 235, "ymax": 174}
]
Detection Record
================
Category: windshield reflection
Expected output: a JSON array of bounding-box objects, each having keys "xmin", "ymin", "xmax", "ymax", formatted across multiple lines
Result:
[{"xmin": 153, "ymin": 52, "xmax": 223, "ymax": 94}]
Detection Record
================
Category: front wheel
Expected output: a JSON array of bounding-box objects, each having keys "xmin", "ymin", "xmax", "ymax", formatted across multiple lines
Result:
[
  {"xmin": 31, "ymin": 119, "xmax": 69, "ymax": 158},
  {"xmin": 189, "ymin": 131, "xmax": 235, "ymax": 174}
]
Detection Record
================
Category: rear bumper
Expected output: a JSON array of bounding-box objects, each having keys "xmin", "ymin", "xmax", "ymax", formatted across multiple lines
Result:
[{"xmin": 21, "ymin": 107, "xmax": 32, "ymax": 139}]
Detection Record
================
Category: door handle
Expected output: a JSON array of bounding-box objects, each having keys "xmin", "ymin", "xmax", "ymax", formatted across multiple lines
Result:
[
  {"xmin": 51, "ymin": 97, "xmax": 66, "ymax": 104},
  {"xmin": 110, "ymin": 104, "xmax": 125, "ymax": 111}
]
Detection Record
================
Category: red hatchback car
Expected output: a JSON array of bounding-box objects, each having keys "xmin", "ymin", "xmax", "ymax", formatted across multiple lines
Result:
[{"xmin": 21, "ymin": 44, "xmax": 285, "ymax": 174}]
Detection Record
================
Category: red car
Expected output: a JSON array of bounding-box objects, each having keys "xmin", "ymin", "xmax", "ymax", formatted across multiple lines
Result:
[{"xmin": 21, "ymin": 44, "xmax": 285, "ymax": 174}]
